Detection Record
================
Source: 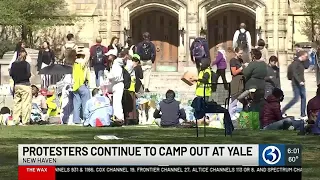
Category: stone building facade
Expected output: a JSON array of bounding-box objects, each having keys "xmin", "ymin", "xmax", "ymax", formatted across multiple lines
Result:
[{"xmin": 62, "ymin": 0, "xmax": 310, "ymax": 71}]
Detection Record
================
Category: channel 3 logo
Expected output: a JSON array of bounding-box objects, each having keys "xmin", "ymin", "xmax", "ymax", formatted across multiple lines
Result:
[{"xmin": 262, "ymin": 146, "xmax": 281, "ymax": 165}]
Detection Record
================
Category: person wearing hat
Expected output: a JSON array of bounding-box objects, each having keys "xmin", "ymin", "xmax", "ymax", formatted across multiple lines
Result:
[
  {"xmin": 72, "ymin": 49, "xmax": 91, "ymax": 124},
  {"xmin": 132, "ymin": 54, "xmax": 144, "ymax": 94}
]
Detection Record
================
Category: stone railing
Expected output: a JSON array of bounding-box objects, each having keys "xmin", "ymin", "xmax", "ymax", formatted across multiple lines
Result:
[{"xmin": 0, "ymin": 48, "xmax": 40, "ymax": 85}]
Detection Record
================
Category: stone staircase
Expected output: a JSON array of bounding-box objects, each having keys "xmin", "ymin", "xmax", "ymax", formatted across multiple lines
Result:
[{"xmin": 148, "ymin": 66, "xmax": 318, "ymax": 118}]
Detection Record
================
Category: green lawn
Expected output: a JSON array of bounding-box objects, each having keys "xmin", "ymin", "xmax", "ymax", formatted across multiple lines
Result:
[{"xmin": 0, "ymin": 125, "xmax": 319, "ymax": 179}]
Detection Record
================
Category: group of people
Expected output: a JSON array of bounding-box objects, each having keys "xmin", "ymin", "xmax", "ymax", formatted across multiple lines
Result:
[
  {"xmin": 3, "ymin": 31, "xmax": 159, "ymax": 127},
  {"xmin": 2, "ymin": 22, "xmax": 320, "ymax": 135},
  {"xmin": 185, "ymin": 22, "xmax": 320, "ymax": 134}
]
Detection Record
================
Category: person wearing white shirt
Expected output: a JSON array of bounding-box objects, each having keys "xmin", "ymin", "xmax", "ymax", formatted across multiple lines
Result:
[{"xmin": 232, "ymin": 23, "xmax": 252, "ymax": 63}]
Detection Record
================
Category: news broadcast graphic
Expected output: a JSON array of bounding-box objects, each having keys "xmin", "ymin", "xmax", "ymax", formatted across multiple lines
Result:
[{"xmin": 18, "ymin": 144, "xmax": 302, "ymax": 180}]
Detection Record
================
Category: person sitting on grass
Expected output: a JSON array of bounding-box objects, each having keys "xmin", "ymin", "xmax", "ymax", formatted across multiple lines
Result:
[
  {"xmin": 46, "ymin": 85, "xmax": 60, "ymax": 117},
  {"xmin": 261, "ymin": 88, "xmax": 295, "ymax": 130},
  {"xmin": 83, "ymin": 88, "xmax": 120, "ymax": 127},
  {"xmin": 0, "ymin": 107, "xmax": 13, "ymax": 126},
  {"xmin": 153, "ymin": 90, "xmax": 193, "ymax": 128}
]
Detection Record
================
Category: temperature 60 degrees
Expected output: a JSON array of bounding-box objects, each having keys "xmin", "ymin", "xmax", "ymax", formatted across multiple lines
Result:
[{"xmin": 288, "ymin": 156, "xmax": 299, "ymax": 162}]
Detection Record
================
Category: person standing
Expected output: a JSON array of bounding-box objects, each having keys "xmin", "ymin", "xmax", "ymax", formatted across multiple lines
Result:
[
  {"xmin": 265, "ymin": 56, "xmax": 280, "ymax": 98},
  {"xmin": 211, "ymin": 45, "xmax": 228, "ymax": 90},
  {"xmin": 123, "ymin": 36, "xmax": 136, "ymax": 57},
  {"xmin": 232, "ymin": 23, "xmax": 252, "ymax": 63},
  {"xmin": 243, "ymin": 49, "xmax": 268, "ymax": 91},
  {"xmin": 72, "ymin": 49, "xmax": 91, "ymax": 124},
  {"xmin": 107, "ymin": 51, "xmax": 128, "ymax": 122},
  {"xmin": 229, "ymin": 47, "xmax": 246, "ymax": 100},
  {"xmin": 89, "ymin": 37, "xmax": 108, "ymax": 87},
  {"xmin": 132, "ymin": 54, "xmax": 144, "ymax": 94},
  {"xmin": 282, "ymin": 50, "xmax": 309, "ymax": 120},
  {"xmin": 190, "ymin": 30, "xmax": 210, "ymax": 73},
  {"xmin": 107, "ymin": 36, "xmax": 121, "ymax": 55},
  {"xmin": 10, "ymin": 49, "xmax": 32, "ymax": 125},
  {"xmin": 59, "ymin": 33, "xmax": 78, "ymax": 64},
  {"xmin": 256, "ymin": 39, "xmax": 268, "ymax": 63},
  {"xmin": 37, "ymin": 41, "xmax": 55, "ymax": 89},
  {"xmin": 137, "ymin": 32, "xmax": 156, "ymax": 92}
]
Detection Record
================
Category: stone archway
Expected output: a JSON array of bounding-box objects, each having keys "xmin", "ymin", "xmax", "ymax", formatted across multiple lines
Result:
[
  {"xmin": 120, "ymin": 0, "xmax": 187, "ymax": 72},
  {"xmin": 198, "ymin": 0, "xmax": 266, "ymax": 62},
  {"xmin": 131, "ymin": 8, "xmax": 179, "ymax": 71},
  {"xmin": 207, "ymin": 7, "xmax": 256, "ymax": 61}
]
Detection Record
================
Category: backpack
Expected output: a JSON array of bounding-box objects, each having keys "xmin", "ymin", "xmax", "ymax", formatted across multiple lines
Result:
[
  {"xmin": 64, "ymin": 44, "xmax": 76, "ymax": 64},
  {"xmin": 140, "ymin": 42, "xmax": 152, "ymax": 60},
  {"xmin": 237, "ymin": 30, "xmax": 248, "ymax": 49},
  {"xmin": 93, "ymin": 45, "xmax": 105, "ymax": 65},
  {"xmin": 287, "ymin": 62, "xmax": 294, "ymax": 80},
  {"xmin": 192, "ymin": 40, "xmax": 206, "ymax": 59},
  {"xmin": 122, "ymin": 67, "xmax": 131, "ymax": 89}
]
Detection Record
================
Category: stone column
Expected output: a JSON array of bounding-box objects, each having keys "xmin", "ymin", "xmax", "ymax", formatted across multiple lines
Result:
[
  {"xmin": 199, "ymin": 7, "xmax": 207, "ymax": 33},
  {"xmin": 256, "ymin": 7, "xmax": 266, "ymax": 43},
  {"xmin": 119, "ymin": 7, "xmax": 130, "ymax": 45},
  {"xmin": 273, "ymin": 0, "xmax": 279, "ymax": 56},
  {"xmin": 265, "ymin": 0, "xmax": 274, "ymax": 52},
  {"xmin": 112, "ymin": 0, "xmax": 121, "ymax": 42},
  {"xmin": 278, "ymin": 0, "xmax": 288, "ymax": 67},
  {"xmin": 178, "ymin": 7, "xmax": 187, "ymax": 70},
  {"xmin": 106, "ymin": 0, "xmax": 113, "ymax": 44},
  {"xmin": 187, "ymin": 0, "xmax": 199, "ymax": 66}
]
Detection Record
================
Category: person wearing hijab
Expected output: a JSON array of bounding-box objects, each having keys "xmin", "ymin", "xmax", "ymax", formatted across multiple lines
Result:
[{"xmin": 122, "ymin": 59, "xmax": 137, "ymax": 124}]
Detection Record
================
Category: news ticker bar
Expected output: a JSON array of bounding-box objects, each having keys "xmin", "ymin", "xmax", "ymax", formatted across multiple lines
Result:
[
  {"xmin": 18, "ymin": 144, "xmax": 302, "ymax": 166},
  {"xmin": 18, "ymin": 166, "xmax": 302, "ymax": 180}
]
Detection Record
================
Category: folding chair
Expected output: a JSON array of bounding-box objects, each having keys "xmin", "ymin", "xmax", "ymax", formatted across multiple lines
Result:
[{"xmin": 195, "ymin": 82, "xmax": 231, "ymax": 137}]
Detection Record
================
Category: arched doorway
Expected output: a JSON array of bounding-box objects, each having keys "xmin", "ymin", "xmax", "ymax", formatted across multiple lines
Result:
[
  {"xmin": 208, "ymin": 9, "xmax": 256, "ymax": 62},
  {"xmin": 131, "ymin": 9, "xmax": 179, "ymax": 71}
]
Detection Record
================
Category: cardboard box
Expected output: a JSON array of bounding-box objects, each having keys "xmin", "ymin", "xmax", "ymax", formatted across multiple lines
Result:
[{"xmin": 181, "ymin": 71, "xmax": 197, "ymax": 86}]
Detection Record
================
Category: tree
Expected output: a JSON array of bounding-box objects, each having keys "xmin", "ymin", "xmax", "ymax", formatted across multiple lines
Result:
[
  {"xmin": 304, "ymin": 0, "xmax": 320, "ymax": 23},
  {"xmin": 0, "ymin": 0, "xmax": 76, "ymax": 46}
]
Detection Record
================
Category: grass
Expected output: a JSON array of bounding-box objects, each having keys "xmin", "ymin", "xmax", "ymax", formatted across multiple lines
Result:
[{"xmin": 0, "ymin": 125, "xmax": 319, "ymax": 179}]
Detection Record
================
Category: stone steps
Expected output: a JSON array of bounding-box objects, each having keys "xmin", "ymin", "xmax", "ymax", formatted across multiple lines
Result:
[{"xmin": 148, "ymin": 67, "xmax": 318, "ymax": 118}]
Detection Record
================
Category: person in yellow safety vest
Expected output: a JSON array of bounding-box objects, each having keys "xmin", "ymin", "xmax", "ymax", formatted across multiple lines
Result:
[
  {"xmin": 193, "ymin": 58, "xmax": 212, "ymax": 99},
  {"xmin": 72, "ymin": 49, "xmax": 91, "ymax": 124}
]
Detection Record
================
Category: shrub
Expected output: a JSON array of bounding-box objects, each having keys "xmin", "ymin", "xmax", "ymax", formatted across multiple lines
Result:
[{"xmin": 0, "ymin": 40, "xmax": 16, "ymax": 58}]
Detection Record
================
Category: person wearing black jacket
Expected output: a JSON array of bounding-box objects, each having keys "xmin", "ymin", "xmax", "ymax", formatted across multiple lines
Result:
[
  {"xmin": 132, "ymin": 54, "xmax": 144, "ymax": 94},
  {"xmin": 37, "ymin": 41, "xmax": 55, "ymax": 89},
  {"xmin": 190, "ymin": 30, "xmax": 210, "ymax": 73},
  {"xmin": 282, "ymin": 50, "xmax": 309, "ymax": 120},
  {"xmin": 10, "ymin": 49, "xmax": 32, "ymax": 125},
  {"xmin": 136, "ymin": 32, "xmax": 156, "ymax": 92},
  {"xmin": 265, "ymin": 56, "xmax": 280, "ymax": 98}
]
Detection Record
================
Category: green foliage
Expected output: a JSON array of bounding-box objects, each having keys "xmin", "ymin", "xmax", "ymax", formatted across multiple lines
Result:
[
  {"xmin": 0, "ymin": 0, "xmax": 76, "ymax": 44},
  {"xmin": 303, "ymin": 0, "xmax": 320, "ymax": 23},
  {"xmin": 0, "ymin": 40, "xmax": 16, "ymax": 58}
]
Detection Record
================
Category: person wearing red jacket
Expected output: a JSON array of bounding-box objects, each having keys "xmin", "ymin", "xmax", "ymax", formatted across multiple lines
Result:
[{"xmin": 261, "ymin": 88, "xmax": 294, "ymax": 130}]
